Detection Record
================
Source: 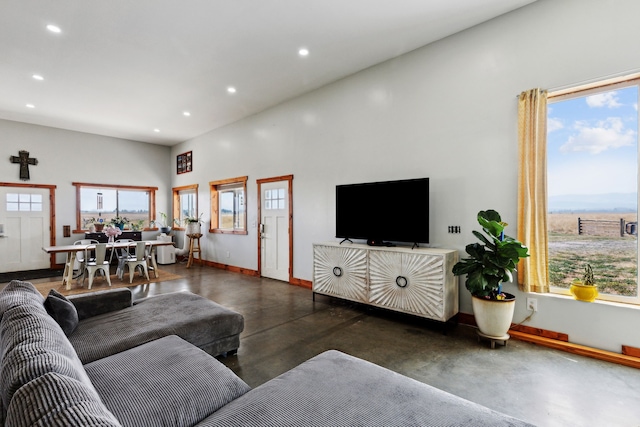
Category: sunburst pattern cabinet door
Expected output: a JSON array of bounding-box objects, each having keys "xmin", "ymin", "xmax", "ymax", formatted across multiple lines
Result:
[
  {"xmin": 369, "ymin": 250, "xmax": 445, "ymax": 320},
  {"xmin": 313, "ymin": 245, "xmax": 368, "ymax": 302}
]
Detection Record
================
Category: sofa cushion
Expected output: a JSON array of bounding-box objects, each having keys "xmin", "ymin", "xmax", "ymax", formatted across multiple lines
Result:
[
  {"xmin": 44, "ymin": 289, "xmax": 79, "ymax": 336},
  {"xmin": 69, "ymin": 291, "xmax": 244, "ymax": 363},
  {"xmin": 0, "ymin": 303, "xmax": 99, "ymax": 412},
  {"xmin": 85, "ymin": 335, "xmax": 250, "ymax": 427},
  {"xmin": 5, "ymin": 372, "xmax": 121, "ymax": 427},
  {"xmin": 68, "ymin": 288, "xmax": 133, "ymax": 321},
  {"xmin": 196, "ymin": 350, "xmax": 534, "ymax": 427},
  {"xmin": 0, "ymin": 280, "xmax": 44, "ymax": 316}
]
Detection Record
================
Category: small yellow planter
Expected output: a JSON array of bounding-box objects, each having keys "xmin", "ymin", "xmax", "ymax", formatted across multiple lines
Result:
[{"xmin": 570, "ymin": 283, "xmax": 599, "ymax": 302}]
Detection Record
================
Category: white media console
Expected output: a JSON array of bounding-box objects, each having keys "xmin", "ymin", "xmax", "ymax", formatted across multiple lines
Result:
[{"xmin": 312, "ymin": 242, "xmax": 459, "ymax": 322}]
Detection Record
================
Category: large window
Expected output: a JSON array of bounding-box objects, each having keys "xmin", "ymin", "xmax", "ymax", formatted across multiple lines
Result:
[
  {"xmin": 547, "ymin": 77, "xmax": 639, "ymax": 304},
  {"xmin": 209, "ymin": 176, "xmax": 247, "ymax": 234},
  {"xmin": 73, "ymin": 182, "xmax": 157, "ymax": 232},
  {"xmin": 172, "ymin": 184, "xmax": 198, "ymax": 229}
]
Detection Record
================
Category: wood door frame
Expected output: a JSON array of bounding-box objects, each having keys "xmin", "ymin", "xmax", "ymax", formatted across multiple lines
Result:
[
  {"xmin": 0, "ymin": 182, "xmax": 57, "ymax": 268},
  {"xmin": 256, "ymin": 175, "xmax": 293, "ymax": 282}
]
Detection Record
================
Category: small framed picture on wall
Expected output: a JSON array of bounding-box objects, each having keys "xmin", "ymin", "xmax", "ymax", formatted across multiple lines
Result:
[{"xmin": 177, "ymin": 151, "xmax": 192, "ymax": 174}]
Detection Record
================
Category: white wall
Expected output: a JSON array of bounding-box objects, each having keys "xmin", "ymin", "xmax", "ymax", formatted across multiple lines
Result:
[
  {"xmin": 0, "ymin": 119, "xmax": 172, "ymax": 264},
  {"xmin": 173, "ymin": 0, "xmax": 640, "ymax": 352}
]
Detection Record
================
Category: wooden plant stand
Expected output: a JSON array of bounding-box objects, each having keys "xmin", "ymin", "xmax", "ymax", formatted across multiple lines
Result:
[{"xmin": 186, "ymin": 233, "xmax": 202, "ymax": 268}]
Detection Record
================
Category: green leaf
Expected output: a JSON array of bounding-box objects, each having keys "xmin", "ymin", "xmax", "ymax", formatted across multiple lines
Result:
[
  {"xmin": 472, "ymin": 230, "xmax": 496, "ymax": 249},
  {"xmin": 465, "ymin": 243, "xmax": 485, "ymax": 259}
]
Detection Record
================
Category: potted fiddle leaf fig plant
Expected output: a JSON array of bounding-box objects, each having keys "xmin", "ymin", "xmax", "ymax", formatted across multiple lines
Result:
[
  {"xmin": 570, "ymin": 263, "xmax": 599, "ymax": 302},
  {"xmin": 452, "ymin": 210, "xmax": 529, "ymax": 340}
]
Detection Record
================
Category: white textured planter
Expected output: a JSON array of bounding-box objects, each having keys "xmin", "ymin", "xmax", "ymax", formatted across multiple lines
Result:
[
  {"xmin": 471, "ymin": 294, "xmax": 515, "ymax": 339},
  {"xmin": 185, "ymin": 222, "xmax": 201, "ymax": 235}
]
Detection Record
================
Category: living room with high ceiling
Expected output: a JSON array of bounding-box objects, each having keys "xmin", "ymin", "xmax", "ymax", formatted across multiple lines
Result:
[
  {"xmin": 171, "ymin": 0, "xmax": 640, "ymax": 356},
  {"xmin": 2, "ymin": 1, "xmax": 640, "ymax": 426}
]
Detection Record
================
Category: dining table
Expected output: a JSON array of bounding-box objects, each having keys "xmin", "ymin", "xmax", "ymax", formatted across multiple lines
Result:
[{"xmin": 42, "ymin": 240, "xmax": 175, "ymax": 290}]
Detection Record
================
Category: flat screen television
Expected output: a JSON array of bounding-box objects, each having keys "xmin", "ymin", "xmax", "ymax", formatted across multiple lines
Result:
[{"xmin": 336, "ymin": 178, "xmax": 429, "ymax": 246}]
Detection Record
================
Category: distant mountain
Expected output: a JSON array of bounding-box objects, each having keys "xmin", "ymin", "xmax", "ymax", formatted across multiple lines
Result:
[{"xmin": 548, "ymin": 193, "xmax": 637, "ymax": 213}]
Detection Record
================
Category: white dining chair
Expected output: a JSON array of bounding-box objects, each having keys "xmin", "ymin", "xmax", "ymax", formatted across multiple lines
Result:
[
  {"xmin": 122, "ymin": 241, "xmax": 150, "ymax": 283},
  {"xmin": 73, "ymin": 239, "xmax": 99, "ymax": 281},
  {"xmin": 114, "ymin": 239, "xmax": 135, "ymax": 279},
  {"xmin": 82, "ymin": 243, "xmax": 112, "ymax": 289}
]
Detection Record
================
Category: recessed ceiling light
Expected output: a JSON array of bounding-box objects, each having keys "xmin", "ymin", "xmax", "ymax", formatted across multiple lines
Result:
[
  {"xmin": 183, "ymin": 111, "xmax": 191, "ymax": 117},
  {"xmin": 26, "ymin": 104, "xmax": 35, "ymax": 108},
  {"xmin": 46, "ymin": 24, "xmax": 61, "ymax": 33},
  {"xmin": 32, "ymin": 74, "xmax": 44, "ymax": 81},
  {"xmin": 227, "ymin": 86, "xmax": 237, "ymax": 94},
  {"xmin": 298, "ymin": 48, "xmax": 309, "ymax": 57},
  {"xmin": 154, "ymin": 128, "xmax": 160, "ymax": 133}
]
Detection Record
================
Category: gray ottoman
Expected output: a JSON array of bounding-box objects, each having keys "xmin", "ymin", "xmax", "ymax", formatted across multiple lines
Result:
[{"xmin": 68, "ymin": 290, "xmax": 244, "ymax": 363}]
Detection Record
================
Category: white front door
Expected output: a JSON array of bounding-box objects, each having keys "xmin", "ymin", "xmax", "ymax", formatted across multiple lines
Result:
[
  {"xmin": 260, "ymin": 181, "xmax": 290, "ymax": 282},
  {"xmin": 0, "ymin": 188, "xmax": 50, "ymax": 273}
]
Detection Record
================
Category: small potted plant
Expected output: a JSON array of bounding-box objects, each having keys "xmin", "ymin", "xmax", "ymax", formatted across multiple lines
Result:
[
  {"xmin": 130, "ymin": 219, "xmax": 145, "ymax": 231},
  {"xmin": 452, "ymin": 210, "xmax": 529, "ymax": 339},
  {"xmin": 94, "ymin": 218, "xmax": 106, "ymax": 232},
  {"xmin": 183, "ymin": 213, "xmax": 203, "ymax": 235},
  {"xmin": 570, "ymin": 264, "xmax": 599, "ymax": 302},
  {"xmin": 110, "ymin": 216, "xmax": 129, "ymax": 230},
  {"xmin": 84, "ymin": 217, "xmax": 98, "ymax": 232},
  {"xmin": 151, "ymin": 212, "xmax": 176, "ymax": 234}
]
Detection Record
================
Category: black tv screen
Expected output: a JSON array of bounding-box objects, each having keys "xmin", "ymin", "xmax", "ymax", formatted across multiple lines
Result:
[{"xmin": 336, "ymin": 178, "xmax": 429, "ymax": 245}]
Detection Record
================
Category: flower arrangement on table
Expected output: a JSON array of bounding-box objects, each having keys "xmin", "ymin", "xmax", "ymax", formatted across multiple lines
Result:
[{"xmin": 103, "ymin": 225, "xmax": 122, "ymax": 242}]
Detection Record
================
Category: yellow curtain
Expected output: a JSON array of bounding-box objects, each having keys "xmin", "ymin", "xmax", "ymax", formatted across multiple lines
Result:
[{"xmin": 517, "ymin": 89, "xmax": 549, "ymax": 293}]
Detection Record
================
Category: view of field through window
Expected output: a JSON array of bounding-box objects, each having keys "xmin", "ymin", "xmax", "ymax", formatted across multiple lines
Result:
[
  {"xmin": 219, "ymin": 187, "xmax": 245, "ymax": 229},
  {"xmin": 548, "ymin": 84, "xmax": 638, "ymax": 299},
  {"xmin": 80, "ymin": 187, "xmax": 150, "ymax": 228}
]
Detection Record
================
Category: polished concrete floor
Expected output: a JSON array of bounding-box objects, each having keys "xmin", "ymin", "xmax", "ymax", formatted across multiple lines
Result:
[{"xmin": 41, "ymin": 263, "xmax": 640, "ymax": 426}]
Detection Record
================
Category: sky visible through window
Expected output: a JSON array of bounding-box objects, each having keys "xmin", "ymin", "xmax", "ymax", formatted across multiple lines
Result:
[
  {"xmin": 548, "ymin": 86, "xmax": 638, "ymax": 211},
  {"xmin": 80, "ymin": 188, "xmax": 149, "ymax": 212},
  {"xmin": 547, "ymin": 85, "xmax": 639, "ymax": 300}
]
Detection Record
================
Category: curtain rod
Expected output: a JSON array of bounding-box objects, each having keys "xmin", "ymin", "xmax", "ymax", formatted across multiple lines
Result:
[{"xmin": 516, "ymin": 68, "xmax": 640, "ymax": 98}]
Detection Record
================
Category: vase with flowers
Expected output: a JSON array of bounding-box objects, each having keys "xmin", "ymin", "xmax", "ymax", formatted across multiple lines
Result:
[{"xmin": 103, "ymin": 225, "xmax": 122, "ymax": 243}]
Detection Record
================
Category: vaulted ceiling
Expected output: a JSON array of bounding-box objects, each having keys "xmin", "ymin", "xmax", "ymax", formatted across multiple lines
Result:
[{"xmin": 0, "ymin": 0, "xmax": 536, "ymax": 145}]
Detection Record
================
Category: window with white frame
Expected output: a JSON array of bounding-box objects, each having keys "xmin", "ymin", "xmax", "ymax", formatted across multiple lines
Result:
[
  {"xmin": 172, "ymin": 184, "xmax": 198, "ymax": 228},
  {"xmin": 209, "ymin": 176, "xmax": 247, "ymax": 234},
  {"xmin": 6, "ymin": 193, "xmax": 42, "ymax": 212},
  {"xmin": 547, "ymin": 77, "xmax": 639, "ymax": 304},
  {"xmin": 264, "ymin": 188, "xmax": 285, "ymax": 210}
]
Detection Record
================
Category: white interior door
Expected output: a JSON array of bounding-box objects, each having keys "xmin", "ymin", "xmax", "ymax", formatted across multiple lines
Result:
[
  {"xmin": 0, "ymin": 188, "xmax": 50, "ymax": 273},
  {"xmin": 260, "ymin": 181, "xmax": 290, "ymax": 281}
]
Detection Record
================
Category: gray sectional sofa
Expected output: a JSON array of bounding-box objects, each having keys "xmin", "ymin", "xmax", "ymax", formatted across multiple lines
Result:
[{"xmin": 0, "ymin": 280, "xmax": 534, "ymax": 426}]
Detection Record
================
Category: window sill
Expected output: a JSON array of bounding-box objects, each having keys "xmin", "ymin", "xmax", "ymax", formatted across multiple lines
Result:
[
  {"xmin": 211, "ymin": 229, "xmax": 247, "ymax": 235},
  {"xmin": 544, "ymin": 290, "xmax": 640, "ymax": 310}
]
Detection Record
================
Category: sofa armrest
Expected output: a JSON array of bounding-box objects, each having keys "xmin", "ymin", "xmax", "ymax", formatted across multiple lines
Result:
[{"xmin": 68, "ymin": 288, "xmax": 133, "ymax": 321}]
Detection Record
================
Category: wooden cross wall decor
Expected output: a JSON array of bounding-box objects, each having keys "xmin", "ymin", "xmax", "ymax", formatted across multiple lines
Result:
[{"xmin": 10, "ymin": 150, "xmax": 38, "ymax": 181}]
